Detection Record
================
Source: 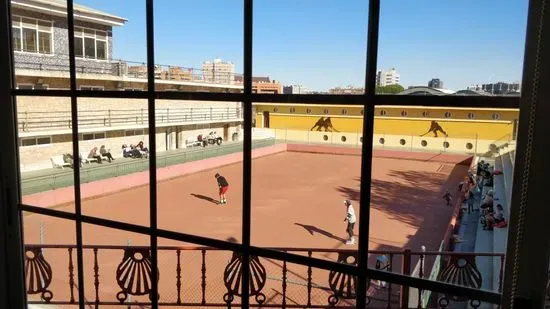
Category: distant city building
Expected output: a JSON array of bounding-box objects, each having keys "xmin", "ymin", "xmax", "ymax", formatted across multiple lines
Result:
[
  {"xmin": 467, "ymin": 84, "xmax": 483, "ymax": 91},
  {"xmin": 482, "ymin": 82, "xmax": 520, "ymax": 94},
  {"xmin": 376, "ymin": 68, "xmax": 400, "ymax": 87},
  {"xmin": 328, "ymin": 86, "xmax": 364, "ymax": 94},
  {"xmin": 202, "ymin": 58, "xmax": 235, "ymax": 85},
  {"xmin": 428, "ymin": 78, "xmax": 443, "ymax": 89},
  {"xmin": 283, "ymin": 85, "xmax": 309, "ymax": 94},
  {"xmin": 234, "ymin": 75, "xmax": 282, "ymax": 94}
]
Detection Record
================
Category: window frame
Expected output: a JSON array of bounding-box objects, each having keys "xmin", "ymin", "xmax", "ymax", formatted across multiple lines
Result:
[
  {"xmin": 80, "ymin": 132, "xmax": 106, "ymax": 141},
  {"xmin": 19, "ymin": 136, "xmax": 52, "ymax": 147},
  {"xmin": 11, "ymin": 15, "xmax": 54, "ymax": 55},
  {"xmin": 73, "ymin": 26, "xmax": 109, "ymax": 61},
  {"xmin": 5, "ymin": 0, "xmax": 530, "ymax": 308}
]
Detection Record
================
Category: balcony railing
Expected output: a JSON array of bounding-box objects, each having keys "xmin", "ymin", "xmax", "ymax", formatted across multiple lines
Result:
[
  {"xmin": 24, "ymin": 244, "xmax": 504, "ymax": 308},
  {"xmin": 15, "ymin": 58, "xmax": 243, "ymax": 86},
  {"xmin": 18, "ymin": 107, "xmax": 243, "ymax": 132}
]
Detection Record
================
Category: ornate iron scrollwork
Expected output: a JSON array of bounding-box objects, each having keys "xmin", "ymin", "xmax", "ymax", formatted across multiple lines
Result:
[
  {"xmin": 437, "ymin": 255, "xmax": 482, "ymax": 307},
  {"xmin": 25, "ymin": 247, "xmax": 53, "ymax": 302},
  {"xmin": 115, "ymin": 248, "xmax": 159, "ymax": 303},
  {"xmin": 223, "ymin": 252, "xmax": 267, "ymax": 305},
  {"xmin": 328, "ymin": 252, "xmax": 364, "ymax": 307}
]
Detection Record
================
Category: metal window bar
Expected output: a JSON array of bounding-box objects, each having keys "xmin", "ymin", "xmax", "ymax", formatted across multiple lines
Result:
[
  {"xmin": 65, "ymin": 1, "xmax": 85, "ymax": 308},
  {"xmin": 5, "ymin": 0, "xmax": 525, "ymax": 307},
  {"xmin": 356, "ymin": 0, "xmax": 381, "ymax": 307},
  {"xmin": 145, "ymin": 0, "xmax": 159, "ymax": 308}
]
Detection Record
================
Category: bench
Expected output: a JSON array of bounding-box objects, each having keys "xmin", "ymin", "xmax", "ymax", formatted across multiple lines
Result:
[{"xmin": 50, "ymin": 155, "xmax": 71, "ymax": 169}]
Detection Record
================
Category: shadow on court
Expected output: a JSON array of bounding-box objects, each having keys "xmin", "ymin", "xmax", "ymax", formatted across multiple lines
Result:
[
  {"xmin": 190, "ymin": 193, "xmax": 219, "ymax": 204},
  {"xmin": 294, "ymin": 222, "xmax": 347, "ymax": 243}
]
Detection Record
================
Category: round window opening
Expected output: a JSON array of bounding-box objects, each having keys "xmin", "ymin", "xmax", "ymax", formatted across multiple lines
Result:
[
  {"xmin": 492, "ymin": 113, "xmax": 501, "ymax": 120},
  {"xmin": 467, "ymin": 113, "xmax": 475, "ymax": 119},
  {"xmin": 466, "ymin": 142, "xmax": 473, "ymax": 150},
  {"xmin": 421, "ymin": 140, "xmax": 428, "ymax": 147},
  {"xmin": 400, "ymin": 139, "xmax": 406, "ymax": 145},
  {"xmin": 401, "ymin": 110, "xmax": 408, "ymax": 117},
  {"xmin": 422, "ymin": 111, "xmax": 429, "ymax": 117},
  {"xmin": 443, "ymin": 141, "xmax": 450, "ymax": 149},
  {"xmin": 306, "ymin": 108, "xmax": 312, "ymax": 114},
  {"xmin": 290, "ymin": 108, "xmax": 295, "ymax": 113},
  {"xmin": 341, "ymin": 109, "xmax": 347, "ymax": 115},
  {"xmin": 324, "ymin": 109, "xmax": 329, "ymax": 114},
  {"xmin": 360, "ymin": 109, "xmax": 364, "ymax": 115},
  {"xmin": 379, "ymin": 138, "xmax": 385, "ymax": 144},
  {"xmin": 380, "ymin": 110, "xmax": 387, "ymax": 116},
  {"xmin": 341, "ymin": 136, "xmax": 347, "ymax": 142},
  {"xmin": 323, "ymin": 135, "xmax": 328, "ymax": 141},
  {"xmin": 444, "ymin": 112, "xmax": 452, "ymax": 118},
  {"xmin": 273, "ymin": 107, "xmax": 279, "ymax": 112}
]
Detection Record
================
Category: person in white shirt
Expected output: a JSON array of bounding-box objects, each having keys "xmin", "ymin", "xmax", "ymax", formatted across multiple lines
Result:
[{"xmin": 343, "ymin": 200, "xmax": 356, "ymax": 245}]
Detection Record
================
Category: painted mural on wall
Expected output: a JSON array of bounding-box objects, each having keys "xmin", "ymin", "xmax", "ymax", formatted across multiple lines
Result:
[
  {"xmin": 310, "ymin": 117, "xmax": 339, "ymax": 132},
  {"xmin": 420, "ymin": 121, "xmax": 448, "ymax": 137}
]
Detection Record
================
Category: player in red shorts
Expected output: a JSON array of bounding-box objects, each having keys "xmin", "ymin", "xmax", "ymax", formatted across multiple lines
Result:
[{"xmin": 215, "ymin": 173, "xmax": 229, "ymax": 204}]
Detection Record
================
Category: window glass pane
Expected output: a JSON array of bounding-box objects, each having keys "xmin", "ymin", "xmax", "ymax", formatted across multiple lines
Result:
[
  {"xmin": 251, "ymin": 103, "xmax": 362, "ymax": 259},
  {"xmin": 21, "ymin": 139, "xmax": 36, "ymax": 146},
  {"xmin": 38, "ymin": 32, "xmax": 51, "ymax": 54},
  {"xmin": 21, "ymin": 18, "xmax": 36, "ymax": 28},
  {"xmin": 84, "ymin": 37, "xmax": 95, "ymax": 58},
  {"xmin": 254, "ymin": 2, "xmax": 368, "ymax": 94},
  {"xmin": 74, "ymin": 27, "xmax": 83, "ymax": 36},
  {"xmin": 78, "ymin": 98, "xmax": 149, "ymax": 225},
  {"xmin": 83, "ymin": 28, "xmax": 95, "ymax": 37},
  {"xmin": 96, "ymin": 40, "xmax": 106, "ymax": 60},
  {"xmin": 37, "ymin": 20, "xmax": 51, "ymax": 32},
  {"xmin": 156, "ymin": 100, "xmax": 243, "ymax": 244},
  {"xmin": 74, "ymin": 36, "xmax": 83, "ymax": 58},
  {"xmin": 378, "ymin": 1, "xmax": 527, "ymax": 96},
  {"xmin": 21, "ymin": 213, "xmax": 81, "ymax": 305},
  {"xmin": 22, "ymin": 28, "xmax": 37, "ymax": 52},
  {"xmin": 82, "ymin": 133, "xmax": 94, "ymax": 141},
  {"xmin": 36, "ymin": 137, "xmax": 51, "ymax": 145},
  {"xmin": 17, "ymin": 96, "xmax": 75, "ymax": 211},
  {"xmin": 96, "ymin": 31, "xmax": 106, "ymax": 41},
  {"xmin": 12, "ymin": 27, "xmax": 21, "ymax": 51}
]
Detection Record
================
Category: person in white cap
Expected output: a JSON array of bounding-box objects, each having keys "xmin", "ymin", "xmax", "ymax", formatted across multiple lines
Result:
[{"xmin": 343, "ymin": 200, "xmax": 356, "ymax": 245}]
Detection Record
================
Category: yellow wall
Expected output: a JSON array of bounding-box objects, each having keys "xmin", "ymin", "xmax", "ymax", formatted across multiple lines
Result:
[{"xmin": 254, "ymin": 104, "xmax": 518, "ymax": 141}]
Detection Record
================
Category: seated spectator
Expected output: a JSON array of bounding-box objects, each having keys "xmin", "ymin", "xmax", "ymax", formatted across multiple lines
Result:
[
  {"xmin": 129, "ymin": 144, "xmax": 143, "ymax": 158},
  {"xmin": 63, "ymin": 153, "xmax": 82, "ymax": 168},
  {"xmin": 88, "ymin": 147, "xmax": 102, "ymax": 164},
  {"xmin": 484, "ymin": 204, "xmax": 506, "ymax": 230},
  {"xmin": 122, "ymin": 144, "xmax": 133, "ymax": 158},
  {"xmin": 480, "ymin": 190, "xmax": 494, "ymax": 214},
  {"xmin": 99, "ymin": 145, "xmax": 115, "ymax": 163},
  {"xmin": 137, "ymin": 141, "xmax": 149, "ymax": 153}
]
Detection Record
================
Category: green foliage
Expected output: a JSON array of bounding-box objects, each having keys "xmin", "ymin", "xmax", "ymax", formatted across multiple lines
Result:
[{"xmin": 376, "ymin": 84, "xmax": 405, "ymax": 94}]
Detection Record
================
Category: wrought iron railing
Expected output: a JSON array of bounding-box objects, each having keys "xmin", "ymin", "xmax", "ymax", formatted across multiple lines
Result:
[
  {"xmin": 23, "ymin": 244, "xmax": 504, "ymax": 308},
  {"xmin": 18, "ymin": 107, "xmax": 243, "ymax": 132}
]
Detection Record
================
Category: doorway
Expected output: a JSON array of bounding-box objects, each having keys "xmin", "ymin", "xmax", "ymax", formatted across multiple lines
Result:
[
  {"xmin": 223, "ymin": 124, "xmax": 229, "ymax": 141},
  {"xmin": 263, "ymin": 111, "xmax": 270, "ymax": 128}
]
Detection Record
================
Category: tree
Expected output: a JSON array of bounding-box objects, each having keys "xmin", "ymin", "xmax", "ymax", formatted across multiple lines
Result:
[{"xmin": 376, "ymin": 84, "xmax": 405, "ymax": 94}]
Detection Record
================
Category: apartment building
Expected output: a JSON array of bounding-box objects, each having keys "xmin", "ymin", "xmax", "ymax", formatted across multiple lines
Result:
[
  {"xmin": 202, "ymin": 58, "xmax": 235, "ymax": 85},
  {"xmin": 376, "ymin": 68, "xmax": 400, "ymax": 87}
]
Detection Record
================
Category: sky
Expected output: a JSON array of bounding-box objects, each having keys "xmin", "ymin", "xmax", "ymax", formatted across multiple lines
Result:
[{"xmin": 79, "ymin": 0, "xmax": 528, "ymax": 91}]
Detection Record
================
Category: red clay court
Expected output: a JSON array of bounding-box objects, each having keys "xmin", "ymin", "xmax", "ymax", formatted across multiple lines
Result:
[{"xmin": 21, "ymin": 144, "xmax": 471, "ymax": 307}]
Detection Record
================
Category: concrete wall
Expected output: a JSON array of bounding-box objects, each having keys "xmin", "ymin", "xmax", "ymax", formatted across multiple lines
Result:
[
  {"xmin": 20, "ymin": 122, "xmax": 241, "ymax": 172},
  {"xmin": 266, "ymin": 128, "xmax": 501, "ymax": 155}
]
